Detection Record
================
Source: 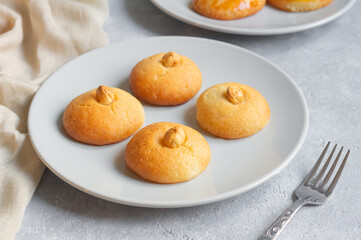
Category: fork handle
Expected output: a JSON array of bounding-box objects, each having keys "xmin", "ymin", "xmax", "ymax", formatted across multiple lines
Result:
[{"xmin": 259, "ymin": 198, "xmax": 306, "ymax": 240}]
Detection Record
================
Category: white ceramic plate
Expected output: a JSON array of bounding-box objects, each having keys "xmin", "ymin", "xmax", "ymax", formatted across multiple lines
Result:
[
  {"xmin": 151, "ymin": 0, "xmax": 356, "ymax": 35},
  {"xmin": 28, "ymin": 36, "xmax": 308, "ymax": 208}
]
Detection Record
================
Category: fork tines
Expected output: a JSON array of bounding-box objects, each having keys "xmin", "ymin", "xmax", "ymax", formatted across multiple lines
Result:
[{"xmin": 303, "ymin": 141, "xmax": 350, "ymax": 196}]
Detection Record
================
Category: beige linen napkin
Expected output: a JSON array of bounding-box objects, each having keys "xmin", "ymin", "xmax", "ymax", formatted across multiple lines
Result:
[{"xmin": 0, "ymin": 0, "xmax": 108, "ymax": 239}]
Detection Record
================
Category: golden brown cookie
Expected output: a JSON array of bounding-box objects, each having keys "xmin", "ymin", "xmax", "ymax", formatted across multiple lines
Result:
[
  {"xmin": 125, "ymin": 122, "xmax": 211, "ymax": 184},
  {"xmin": 196, "ymin": 82, "xmax": 270, "ymax": 139},
  {"xmin": 192, "ymin": 0, "xmax": 266, "ymax": 20},
  {"xmin": 63, "ymin": 85, "xmax": 144, "ymax": 145},
  {"xmin": 267, "ymin": 0, "xmax": 333, "ymax": 12},
  {"xmin": 129, "ymin": 52, "xmax": 202, "ymax": 106}
]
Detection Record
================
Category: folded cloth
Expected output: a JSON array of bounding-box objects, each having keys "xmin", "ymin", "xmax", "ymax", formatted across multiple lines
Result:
[{"xmin": 0, "ymin": 0, "xmax": 108, "ymax": 239}]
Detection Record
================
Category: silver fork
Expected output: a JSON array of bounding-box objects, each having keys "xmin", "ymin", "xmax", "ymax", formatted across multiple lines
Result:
[{"xmin": 259, "ymin": 142, "xmax": 350, "ymax": 240}]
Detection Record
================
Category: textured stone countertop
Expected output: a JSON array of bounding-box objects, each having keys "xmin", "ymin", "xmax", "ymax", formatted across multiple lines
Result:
[{"xmin": 16, "ymin": 1, "xmax": 361, "ymax": 239}]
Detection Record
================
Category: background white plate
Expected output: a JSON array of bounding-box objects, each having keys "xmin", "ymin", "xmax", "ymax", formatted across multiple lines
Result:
[
  {"xmin": 151, "ymin": 0, "xmax": 356, "ymax": 35},
  {"xmin": 28, "ymin": 37, "xmax": 308, "ymax": 208}
]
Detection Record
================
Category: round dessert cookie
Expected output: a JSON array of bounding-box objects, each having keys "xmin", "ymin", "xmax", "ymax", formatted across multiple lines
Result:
[
  {"xmin": 267, "ymin": 0, "xmax": 333, "ymax": 12},
  {"xmin": 129, "ymin": 51, "xmax": 202, "ymax": 106},
  {"xmin": 196, "ymin": 82, "xmax": 270, "ymax": 139},
  {"xmin": 125, "ymin": 122, "xmax": 211, "ymax": 184},
  {"xmin": 63, "ymin": 85, "xmax": 144, "ymax": 145},
  {"xmin": 192, "ymin": 0, "xmax": 266, "ymax": 20}
]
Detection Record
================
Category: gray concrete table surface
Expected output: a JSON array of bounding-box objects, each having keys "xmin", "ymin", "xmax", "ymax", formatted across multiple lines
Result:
[{"xmin": 16, "ymin": 1, "xmax": 361, "ymax": 239}]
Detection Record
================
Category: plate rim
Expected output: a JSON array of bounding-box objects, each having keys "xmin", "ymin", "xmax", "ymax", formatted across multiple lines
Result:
[
  {"xmin": 150, "ymin": 0, "xmax": 356, "ymax": 35},
  {"xmin": 28, "ymin": 36, "xmax": 309, "ymax": 208}
]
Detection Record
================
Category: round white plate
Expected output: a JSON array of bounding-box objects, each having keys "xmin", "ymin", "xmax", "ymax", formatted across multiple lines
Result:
[
  {"xmin": 28, "ymin": 36, "xmax": 308, "ymax": 208},
  {"xmin": 151, "ymin": 0, "xmax": 356, "ymax": 35}
]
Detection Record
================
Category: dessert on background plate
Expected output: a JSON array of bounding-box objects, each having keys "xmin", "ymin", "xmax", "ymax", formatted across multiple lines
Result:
[
  {"xmin": 125, "ymin": 122, "xmax": 211, "ymax": 184},
  {"xmin": 192, "ymin": 0, "xmax": 333, "ymax": 20},
  {"xmin": 129, "ymin": 51, "xmax": 202, "ymax": 106},
  {"xmin": 63, "ymin": 85, "xmax": 144, "ymax": 145},
  {"xmin": 196, "ymin": 82, "xmax": 270, "ymax": 139},
  {"xmin": 267, "ymin": 0, "xmax": 333, "ymax": 12},
  {"xmin": 192, "ymin": 0, "xmax": 266, "ymax": 20}
]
